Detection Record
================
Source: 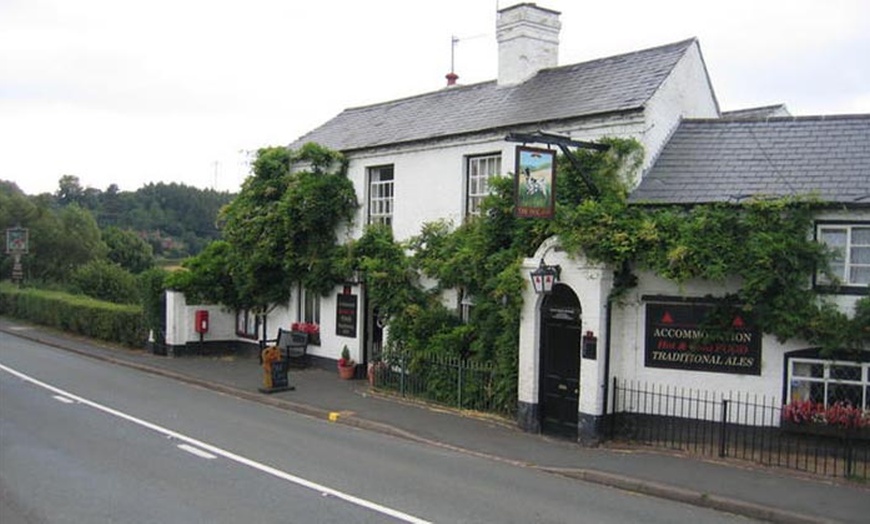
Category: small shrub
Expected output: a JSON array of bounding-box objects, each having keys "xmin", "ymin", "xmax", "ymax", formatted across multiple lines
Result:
[{"xmin": 70, "ymin": 260, "xmax": 140, "ymax": 304}]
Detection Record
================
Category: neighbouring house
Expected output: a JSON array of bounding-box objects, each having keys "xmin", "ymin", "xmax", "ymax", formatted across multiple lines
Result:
[{"xmin": 164, "ymin": 3, "xmax": 868, "ymax": 443}]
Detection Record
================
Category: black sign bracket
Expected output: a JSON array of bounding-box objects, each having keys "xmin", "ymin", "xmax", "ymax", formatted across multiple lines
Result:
[{"xmin": 505, "ymin": 130, "xmax": 609, "ymax": 199}]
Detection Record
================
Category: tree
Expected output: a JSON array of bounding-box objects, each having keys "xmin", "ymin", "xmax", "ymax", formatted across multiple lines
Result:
[
  {"xmin": 27, "ymin": 203, "xmax": 107, "ymax": 282},
  {"xmin": 55, "ymin": 175, "xmax": 85, "ymax": 207},
  {"xmin": 215, "ymin": 144, "xmax": 358, "ymax": 309},
  {"xmin": 103, "ymin": 226, "xmax": 154, "ymax": 274}
]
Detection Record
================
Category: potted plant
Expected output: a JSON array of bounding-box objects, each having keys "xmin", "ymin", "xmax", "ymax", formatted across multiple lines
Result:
[{"xmin": 338, "ymin": 345, "xmax": 355, "ymax": 380}]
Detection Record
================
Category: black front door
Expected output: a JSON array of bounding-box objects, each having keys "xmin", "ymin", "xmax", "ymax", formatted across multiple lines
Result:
[{"xmin": 539, "ymin": 284, "xmax": 582, "ymax": 438}]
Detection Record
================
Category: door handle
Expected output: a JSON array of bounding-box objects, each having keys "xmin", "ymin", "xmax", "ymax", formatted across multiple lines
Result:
[{"xmin": 558, "ymin": 384, "xmax": 568, "ymax": 391}]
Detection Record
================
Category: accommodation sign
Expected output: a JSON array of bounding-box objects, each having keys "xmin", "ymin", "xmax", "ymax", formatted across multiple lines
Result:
[{"xmin": 645, "ymin": 302, "xmax": 761, "ymax": 375}]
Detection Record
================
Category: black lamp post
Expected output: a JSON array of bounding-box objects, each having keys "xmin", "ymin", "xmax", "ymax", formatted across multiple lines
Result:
[{"xmin": 530, "ymin": 259, "xmax": 560, "ymax": 294}]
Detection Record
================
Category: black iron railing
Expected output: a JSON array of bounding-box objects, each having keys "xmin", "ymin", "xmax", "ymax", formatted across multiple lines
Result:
[
  {"xmin": 609, "ymin": 378, "xmax": 869, "ymax": 480},
  {"xmin": 370, "ymin": 351, "xmax": 514, "ymax": 416}
]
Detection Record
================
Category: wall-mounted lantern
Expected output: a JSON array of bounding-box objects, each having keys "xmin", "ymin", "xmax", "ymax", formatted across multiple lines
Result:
[{"xmin": 529, "ymin": 259, "xmax": 560, "ymax": 294}]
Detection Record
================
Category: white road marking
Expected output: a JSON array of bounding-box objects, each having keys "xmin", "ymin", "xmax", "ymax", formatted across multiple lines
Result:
[
  {"xmin": 0, "ymin": 362, "xmax": 432, "ymax": 524},
  {"xmin": 52, "ymin": 395, "xmax": 74, "ymax": 404},
  {"xmin": 178, "ymin": 443, "xmax": 218, "ymax": 460}
]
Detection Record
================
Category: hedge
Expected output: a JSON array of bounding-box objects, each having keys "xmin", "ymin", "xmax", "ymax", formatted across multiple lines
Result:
[{"xmin": 0, "ymin": 282, "xmax": 146, "ymax": 348}]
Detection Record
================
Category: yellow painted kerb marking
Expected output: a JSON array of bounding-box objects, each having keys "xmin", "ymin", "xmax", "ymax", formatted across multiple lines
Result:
[{"xmin": 328, "ymin": 412, "xmax": 340, "ymax": 422}]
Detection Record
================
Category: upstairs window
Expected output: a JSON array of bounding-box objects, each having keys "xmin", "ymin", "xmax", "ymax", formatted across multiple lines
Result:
[
  {"xmin": 466, "ymin": 153, "xmax": 501, "ymax": 218},
  {"xmin": 817, "ymin": 224, "xmax": 870, "ymax": 288},
  {"xmin": 368, "ymin": 165, "xmax": 394, "ymax": 227}
]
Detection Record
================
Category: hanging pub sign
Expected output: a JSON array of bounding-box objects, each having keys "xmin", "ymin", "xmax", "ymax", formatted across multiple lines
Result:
[
  {"xmin": 514, "ymin": 146, "xmax": 556, "ymax": 219},
  {"xmin": 335, "ymin": 293, "xmax": 358, "ymax": 338},
  {"xmin": 645, "ymin": 301, "xmax": 761, "ymax": 375}
]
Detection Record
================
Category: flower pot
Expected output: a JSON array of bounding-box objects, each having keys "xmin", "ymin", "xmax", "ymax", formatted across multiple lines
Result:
[{"xmin": 338, "ymin": 363, "xmax": 355, "ymax": 380}]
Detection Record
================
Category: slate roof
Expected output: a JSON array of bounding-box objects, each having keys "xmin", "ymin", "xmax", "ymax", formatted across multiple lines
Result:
[
  {"xmin": 630, "ymin": 115, "xmax": 870, "ymax": 206},
  {"xmin": 721, "ymin": 104, "xmax": 790, "ymax": 120},
  {"xmin": 290, "ymin": 39, "xmax": 699, "ymax": 152}
]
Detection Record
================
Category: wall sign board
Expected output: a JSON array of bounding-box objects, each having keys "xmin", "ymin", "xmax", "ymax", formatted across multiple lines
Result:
[
  {"xmin": 335, "ymin": 293, "xmax": 358, "ymax": 338},
  {"xmin": 645, "ymin": 302, "xmax": 761, "ymax": 375}
]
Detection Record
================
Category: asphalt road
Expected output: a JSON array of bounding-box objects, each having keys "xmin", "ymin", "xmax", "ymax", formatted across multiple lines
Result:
[{"xmin": 0, "ymin": 333, "xmax": 758, "ymax": 523}]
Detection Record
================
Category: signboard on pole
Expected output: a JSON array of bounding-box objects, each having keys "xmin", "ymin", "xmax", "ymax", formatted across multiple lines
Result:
[{"xmin": 6, "ymin": 227, "xmax": 28, "ymax": 254}]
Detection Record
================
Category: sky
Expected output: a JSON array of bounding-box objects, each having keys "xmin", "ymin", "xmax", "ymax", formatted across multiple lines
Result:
[{"xmin": 2, "ymin": 0, "xmax": 868, "ymax": 196}]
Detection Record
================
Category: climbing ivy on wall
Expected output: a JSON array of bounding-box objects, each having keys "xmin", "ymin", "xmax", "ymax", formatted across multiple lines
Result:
[
  {"xmin": 167, "ymin": 143, "xmax": 358, "ymax": 309},
  {"xmin": 356, "ymin": 136, "xmax": 867, "ymax": 415},
  {"xmin": 555, "ymin": 154, "xmax": 869, "ymax": 357},
  {"xmin": 173, "ymin": 138, "xmax": 867, "ymax": 413}
]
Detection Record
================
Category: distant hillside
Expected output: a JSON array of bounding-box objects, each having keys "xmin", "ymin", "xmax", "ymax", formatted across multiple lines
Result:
[{"xmin": 21, "ymin": 177, "xmax": 236, "ymax": 258}]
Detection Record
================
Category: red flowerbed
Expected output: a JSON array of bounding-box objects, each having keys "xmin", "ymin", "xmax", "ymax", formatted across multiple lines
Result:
[{"xmin": 782, "ymin": 400, "xmax": 869, "ymax": 429}]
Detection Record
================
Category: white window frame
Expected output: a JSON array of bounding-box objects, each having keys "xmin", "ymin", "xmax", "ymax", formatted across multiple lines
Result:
[
  {"xmin": 368, "ymin": 165, "xmax": 394, "ymax": 227},
  {"xmin": 787, "ymin": 358, "xmax": 869, "ymax": 410},
  {"xmin": 299, "ymin": 287, "xmax": 321, "ymax": 346},
  {"xmin": 816, "ymin": 223, "xmax": 870, "ymax": 288},
  {"xmin": 235, "ymin": 309, "xmax": 259, "ymax": 339},
  {"xmin": 466, "ymin": 153, "xmax": 501, "ymax": 218},
  {"xmin": 458, "ymin": 288, "xmax": 474, "ymax": 324}
]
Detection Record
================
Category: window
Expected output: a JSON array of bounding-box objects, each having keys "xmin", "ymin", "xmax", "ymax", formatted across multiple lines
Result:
[
  {"xmin": 466, "ymin": 153, "xmax": 501, "ymax": 218},
  {"xmin": 788, "ymin": 358, "xmax": 869, "ymax": 409},
  {"xmin": 458, "ymin": 288, "xmax": 475, "ymax": 324},
  {"xmin": 368, "ymin": 165, "xmax": 394, "ymax": 226},
  {"xmin": 235, "ymin": 309, "xmax": 259, "ymax": 339},
  {"xmin": 293, "ymin": 288, "xmax": 321, "ymax": 345},
  {"xmin": 817, "ymin": 224, "xmax": 870, "ymax": 287}
]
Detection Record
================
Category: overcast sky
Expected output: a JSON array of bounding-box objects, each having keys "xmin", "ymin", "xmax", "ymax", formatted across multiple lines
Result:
[{"xmin": 2, "ymin": 0, "xmax": 868, "ymax": 196}]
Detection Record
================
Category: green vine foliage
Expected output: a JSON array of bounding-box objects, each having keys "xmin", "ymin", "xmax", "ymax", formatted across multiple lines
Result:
[
  {"xmin": 171, "ymin": 137, "xmax": 866, "ymax": 412},
  {"xmin": 361, "ymin": 135, "xmax": 867, "ymax": 414},
  {"xmin": 556, "ymin": 147, "xmax": 869, "ymax": 357},
  {"xmin": 167, "ymin": 144, "xmax": 358, "ymax": 309}
]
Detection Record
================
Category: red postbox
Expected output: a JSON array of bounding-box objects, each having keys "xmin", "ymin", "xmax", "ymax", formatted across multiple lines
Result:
[{"xmin": 194, "ymin": 310, "xmax": 209, "ymax": 334}]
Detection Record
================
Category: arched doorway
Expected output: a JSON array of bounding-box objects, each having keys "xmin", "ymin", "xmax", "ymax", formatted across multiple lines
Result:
[{"xmin": 539, "ymin": 283, "xmax": 582, "ymax": 438}]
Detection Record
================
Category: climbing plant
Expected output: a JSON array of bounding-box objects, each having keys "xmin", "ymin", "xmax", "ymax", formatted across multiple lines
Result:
[
  {"xmin": 167, "ymin": 143, "xmax": 358, "ymax": 309},
  {"xmin": 556, "ymin": 158, "xmax": 869, "ymax": 357},
  {"xmin": 357, "ymin": 135, "xmax": 867, "ymax": 415}
]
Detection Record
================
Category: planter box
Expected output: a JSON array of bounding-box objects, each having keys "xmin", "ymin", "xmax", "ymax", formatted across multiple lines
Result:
[{"xmin": 781, "ymin": 420, "xmax": 870, "ymax": 441}]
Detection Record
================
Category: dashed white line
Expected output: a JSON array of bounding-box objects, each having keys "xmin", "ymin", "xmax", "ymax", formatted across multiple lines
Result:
[
  {"xmin": 178, "ymin": 443, "xmax": 218, "ymax": 460},
  {"xmin": 0, "ymin": 362, "xmax": 432, "ymax": 524},
  {"xmin": 53, "ymin": 395, "xmax": 74, "ymax": 404}
]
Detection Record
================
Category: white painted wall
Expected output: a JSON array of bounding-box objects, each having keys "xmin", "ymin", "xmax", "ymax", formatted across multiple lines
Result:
[
  {"xmin": 518, "ymin": 238, "xmax": 613, "ymax": 417},
  {"xmin": 518, "ymin": 201, "xmax": 868, "ymax": 427},
  {"xmin": 164, "ymin": 291, "xmax": 236, "ymax": 345},
  {"xmin": 642, "ymin": 40, "xmax": 720, "ymax": 174}
]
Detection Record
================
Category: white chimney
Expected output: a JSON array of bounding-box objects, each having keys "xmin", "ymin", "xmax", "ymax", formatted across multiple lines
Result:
[{"xmin": 497, "ymin": 3, "xmax": 561, "ymax": 86}]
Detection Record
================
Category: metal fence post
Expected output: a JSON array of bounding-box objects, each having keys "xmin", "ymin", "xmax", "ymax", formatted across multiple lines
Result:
[
  {"xmin": 846, "ymin": 435, "xmax": 854, "ymax": 478},
  {"xmin": 719, "ymin": 399, "xmax": 729, "ymax": 458},
  {"xmin": 609, "ymin": 377, "xmax": 619, "ymax": 439},
  {"xmin": 400, "ymin": 352, "xmax": 406, "ymax": 398},
  {"xmin": 457, "ymin": 359, "xmax": 463, "ymax": 410}
]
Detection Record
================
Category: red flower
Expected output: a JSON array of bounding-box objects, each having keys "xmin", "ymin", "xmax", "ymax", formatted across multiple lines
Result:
[
  {"xmin": 782, "ymin": 400, "xmax": 868, "ymax": 429},
  {"xmin": 291, "ymin": 322, "xmax": 320, "ymax": 334}
]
